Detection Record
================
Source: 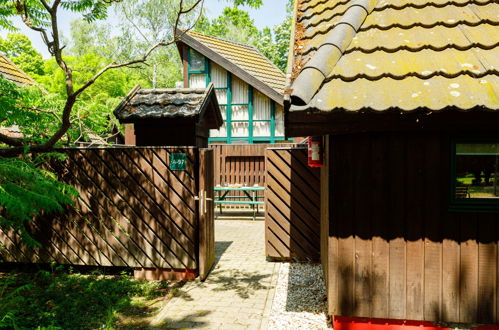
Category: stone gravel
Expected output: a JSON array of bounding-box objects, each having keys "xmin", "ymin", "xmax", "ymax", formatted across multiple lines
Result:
[{"xmin": 267, "ymin": 262, "xmax": 330, "ymax": 329}]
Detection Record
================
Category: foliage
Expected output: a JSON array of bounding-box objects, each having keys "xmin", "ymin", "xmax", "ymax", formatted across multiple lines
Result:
[
  {"xmin": 112, "ymin": 0, "xmax": 201, "ymax": 88},
  {"xmin": 0, "ymin": 0, "xmax": 110, "ymax": 32},
  {"xmin": 0, "ymin": 33, "xmax": 44, "ymax": 76},
  {"xmin": 195, "ymin": 1, "xmax": 293, "ymax": 72},
  {"xmin": 0, "ymin": 155, "xmax": 78, "ymax": 247},
  {"xmin": 0, "ymin": 269, "xmax": 172, "ymax": 329}
]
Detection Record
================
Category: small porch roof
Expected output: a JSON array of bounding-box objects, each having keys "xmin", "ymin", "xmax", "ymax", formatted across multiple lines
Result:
[{"xmin": 113, "ymin": 83, "xmax": 223, "ymax": 129}]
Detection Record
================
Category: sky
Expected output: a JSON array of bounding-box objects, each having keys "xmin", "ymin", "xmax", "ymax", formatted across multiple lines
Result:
[{"xmin": 1, "ymin": 0, "xmax": 288, "ymax": 59}]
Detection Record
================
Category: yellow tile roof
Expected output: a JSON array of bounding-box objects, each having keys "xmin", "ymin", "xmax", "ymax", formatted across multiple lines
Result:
[
  {"xmin": 0, "ymin": 53, "xmax": 34, "ymax": 86},
  {"xmin": 178, "ymin": 31, "xmax": 286, "ymax": 105},
  {"xmin": 288, "ymin": 0, "xmax": 499, "ymax": 112}
]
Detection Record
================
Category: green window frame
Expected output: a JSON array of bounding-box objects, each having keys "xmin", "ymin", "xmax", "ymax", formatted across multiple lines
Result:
[
  {"xmin": 187, "ymin": 48, "xmax": 210, "ymax": 87},
  {"xmin": 449, "ymin": 139, "xmax": 499, "ymax": 212},
  {"xmin": 186, "ymin": 47, "xmax": 289, "ymax": 144}
]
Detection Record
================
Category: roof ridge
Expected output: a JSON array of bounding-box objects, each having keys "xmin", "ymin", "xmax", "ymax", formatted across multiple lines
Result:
[
  {"xmin": 290, "ymin": 0, "xmax": 378, "ymax": 105},
  {"xmin": 187, "ymin": 30, "xmax": 256, "ymax": 50}
]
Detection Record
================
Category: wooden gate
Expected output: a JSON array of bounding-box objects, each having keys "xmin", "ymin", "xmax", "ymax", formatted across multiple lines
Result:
[
  {"xmin": 0, "ymin": 147, "xmax": 215, "ymax": 280},
  {"xmin": 265, "ymin": 147, "xmax": 321, "ymax": 261}
]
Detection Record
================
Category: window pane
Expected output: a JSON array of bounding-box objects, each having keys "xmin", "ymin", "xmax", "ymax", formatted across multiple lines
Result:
[
  {"xmin": 253, "ymin": 91, "xmax": 271, "ymax": 120},
  {"xmin": 253, "ymin": 121, "xmax": 271, "ymax": 137},
  {"xmin": 232, "ymin": 76, "xmax": 249, "ymax": 104},
  {"xmin": 232, "ymin": 105, "xmax": 249, "ymax": 120},
  {"xmin": 189, "ymin": 49, "xmax": 205, "ymax": 71},
  {"xmin": 210, "ymin": 122, "xmax": 227, "ymax": 138},
  {"xmin": 455, "ymin": 143, "xmax": 499, "ymax": 199},
  {"xmin": 231, "ymin": 122, "xmax": 249, "ymax": 137},
  {"xmin": 189, "ymin": 74, "xmax": 206, "ymax": 88},
  {"xmin": 275, "ymin": 104, "xmax": 285, "ymax": 136},
  {"xmin": 216, "ymin": 89, "xmax": 228, "ymax": 104},
  {"xmin": 219, "ymin": 105, "xmax": 227, "ymax": 120},
  {"xmin": 210, "ymin": 63, "xmax": 227, "ymax": 88}
]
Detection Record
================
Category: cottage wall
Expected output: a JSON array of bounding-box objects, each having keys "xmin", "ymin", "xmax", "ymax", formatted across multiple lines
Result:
[{"xmin": 323, "ymin": 132, "xmax": 499, "ymax": 325}]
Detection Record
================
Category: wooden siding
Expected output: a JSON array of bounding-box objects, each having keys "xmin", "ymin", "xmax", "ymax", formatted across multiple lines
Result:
[
  {"xmin": 265, "ymin": 148, "xmax": 321, "ymax": 261},
  {"xmin": 0, "ymin": 147, "xmax": 199, "ymax": 271},
  {"xmin": 198, "ymin": 149, "xmax": 215, "ymax": 280},
  {"xmin": 324, "ymin": 133, "xmax": 499, "ymax": 325},
  {"xmin": 211, "ymin": 143, "xmax": 299, "ymax": 187}
]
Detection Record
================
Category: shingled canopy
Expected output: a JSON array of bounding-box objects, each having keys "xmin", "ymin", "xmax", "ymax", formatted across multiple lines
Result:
[
  {"xmin": 0, "ymin": 53, "xmax": 34, "ymax": 86},
  {"xmin": 114, "ymin": 83, "xmax": 222, "ymax": 147},
  {"xmin": 285, "ymin": 0, "xmax": 498, "ymax": 136},
  {"xmin": 176, "ymin": 30, "xmax": 286, "ymax": 105}
]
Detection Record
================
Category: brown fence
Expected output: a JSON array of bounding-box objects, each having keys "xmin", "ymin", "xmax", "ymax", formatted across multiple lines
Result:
[
  {"xmin": 0, "ymin": 147, "xmax": 215, "ymax": 279},
  {"xmin": 265, "ymin": 147, "xmax": 321, "ymax": 261},
  {"xmin": 211, "ymin": 143, "xmax": 300, "ymax": 205}
]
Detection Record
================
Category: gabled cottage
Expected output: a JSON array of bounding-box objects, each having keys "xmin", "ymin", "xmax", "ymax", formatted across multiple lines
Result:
[
  {"xmin": 285, "ymin": 0, "xmax": 498, "ymax": 327},
  {"xmin": 176, "ymin": 30, "xmax": 289, "ymax": 144}
]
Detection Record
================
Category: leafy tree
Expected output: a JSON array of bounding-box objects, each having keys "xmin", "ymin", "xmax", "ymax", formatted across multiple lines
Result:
[
  {"xmin": 0, "ymin": 154, "xmax": 78, "ymax": 247},
  {"xmin": 0, "ymin": 33, "xmax": 44, "ymax": 76},
  {"xmin": 195, "ymin": 1, "xmax": 293, "ymax": 72},
  {"xmin": 0, "ymin": 0, "xmax": 270, "ymax": 245}
]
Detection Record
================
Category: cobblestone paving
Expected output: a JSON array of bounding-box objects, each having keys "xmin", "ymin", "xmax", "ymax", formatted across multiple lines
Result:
[{"xmin": 152, "ymin": 220, "xmax": 280, "ymax": 329}]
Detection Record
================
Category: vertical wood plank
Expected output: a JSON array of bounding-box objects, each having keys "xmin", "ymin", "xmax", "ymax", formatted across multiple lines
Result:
[
  {"xmin": 423, "ymin": 135, "xmax": 442, "ymax": 321},
  {"xmin": 371, "ymin": 135, "xmax": 390, "ymax": 318},
  {"xmin": 353, "ymin": 135, "xmax": 372, "ymax": 317},
  {"xmin": 477, "ymin": 215, "xmax": 497, "ymax": 324},
  {"xmin": 460, "ymin": 215, "xmax": 479, "ymax": 323},
  {"xmin": 199, "ymin": 149, "xmax": 215, "ymax": 281},
  {"xmin": 388, "ymin": 135, "xmax": 407, "ymax": 319},
  {"xmin": 405, "ymin": 134, "xmax": 425, "ymax": 320}
]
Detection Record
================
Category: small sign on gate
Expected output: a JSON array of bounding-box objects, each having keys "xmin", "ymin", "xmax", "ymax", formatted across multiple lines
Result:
[{"xmin": 170, "ymin": 153, "xmax": 187, "ymax": 171}]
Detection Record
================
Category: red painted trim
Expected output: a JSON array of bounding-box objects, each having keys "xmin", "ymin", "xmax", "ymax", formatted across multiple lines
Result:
[{"xmin": 333, "ymin": 316, "xmax": 498, "ymax": 330}]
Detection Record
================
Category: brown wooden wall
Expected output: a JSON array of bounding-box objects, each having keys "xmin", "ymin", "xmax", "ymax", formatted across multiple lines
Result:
[
  {"xmin": 0, "ymin": 147, "xmax": 200, "ymax": 271},
  {"xmin": 265, "ymin": 148, "xmax": 321, "ymax": 261},
  {"xmin": 210, "ymin": 143, "xmax": 300, "ymax": 186},
  {"xmin": 324, "ymin": 132, "xmax": 499, "ymax": 325}
]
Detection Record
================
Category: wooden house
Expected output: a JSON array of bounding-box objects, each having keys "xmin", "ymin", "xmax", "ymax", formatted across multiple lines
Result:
[
  {"xmin": 175, "ymin": 30, "xmax": 289, "ymax": 144},
  {"xmin": 285, "ymin": 0, "xmax": 498, "ymax": 328},
  {"xmin": 114, "ymin": 84, "xmax": 222, "ymax": 148}
]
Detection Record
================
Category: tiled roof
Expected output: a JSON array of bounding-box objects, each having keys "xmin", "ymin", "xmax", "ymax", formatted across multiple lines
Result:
[
  {"xmin": 177, "ymin": 30, "xmax": 286, "ymax": 104},
  {"xmin": 0, "ymin": 53, "xmax": 34, "ymax": 86},
  {"xmin": 114, "ymin": 83, "xmax": 223, "ymax": 128},
  {"xmin": 288, "ymin": 0, "xmax": 498, "ymax": 112}
]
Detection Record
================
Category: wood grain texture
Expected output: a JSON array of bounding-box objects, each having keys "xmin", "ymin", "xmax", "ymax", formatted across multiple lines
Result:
[
  {"xmin": 324, "ymin": 133, "xmax": 499, "ymax": 324},
  {"xmin": 198, "ymin": 149, "xmax": 215, "ymax": 281},
  {"xmin": 0, "ymin": 147, "xmax": 202, "ymax": 272},
  {"xmin": 265, "ymin": 147, "xmax": 321, "ymax": 261}
]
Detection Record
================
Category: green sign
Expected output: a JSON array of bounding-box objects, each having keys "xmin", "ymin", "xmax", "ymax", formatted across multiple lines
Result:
[{"xmin": 170, "ymin": 153, "xmax": 187, "ymax": 171}]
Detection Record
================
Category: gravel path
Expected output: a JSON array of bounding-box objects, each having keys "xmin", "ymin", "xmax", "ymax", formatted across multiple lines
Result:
[{"xmin": 268, "ymin": 262, "xmax": 330, "ymax": 329}]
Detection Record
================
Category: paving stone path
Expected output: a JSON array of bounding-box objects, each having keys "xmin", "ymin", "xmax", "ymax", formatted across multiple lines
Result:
[{"xmin": 152, "ymin": 220, "xmax": 280, "ymax": 329}]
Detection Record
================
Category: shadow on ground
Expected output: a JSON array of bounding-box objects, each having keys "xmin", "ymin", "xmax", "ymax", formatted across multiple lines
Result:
[
  {"xmin": 213, "ymin": 241, "xmax": 232, "ymax": 269},
  {"xmin": 150, "ymin": 311, "xmax": 212, "ymax": 329},
  {"xmin": 205, "ymin": 268, "xmax": 271, "ymax": 299}
]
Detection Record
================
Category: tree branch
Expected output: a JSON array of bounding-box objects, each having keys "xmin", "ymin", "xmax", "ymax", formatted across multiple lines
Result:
[
  {"xmin": 5, "ymin": 0, "xmax": 206, "ymax": 157},
  {"xmin": 0, "ymin": 132, "xmax": 23, "ymax": 147},
  {"xmin": 73, "ymin": 39, "xmax": 175, "ymax": 97}
]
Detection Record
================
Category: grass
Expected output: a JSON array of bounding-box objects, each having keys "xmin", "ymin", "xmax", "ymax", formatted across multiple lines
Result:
[{"xmin": 0, "ymin": 266, "xmax": 181, "ymax": 329}]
